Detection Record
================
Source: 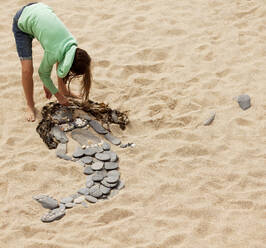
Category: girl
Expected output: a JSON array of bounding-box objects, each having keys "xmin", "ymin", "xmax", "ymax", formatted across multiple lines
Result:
[{"xmin": 12, "ymin": 2, "xmax": 92, "ymax": 122}]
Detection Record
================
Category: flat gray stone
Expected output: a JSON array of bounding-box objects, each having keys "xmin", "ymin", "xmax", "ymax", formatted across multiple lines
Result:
[
  {"xmin": 65, "ymin": 202, "xmax": 75, "ymax": 209},
  {"xmin": 204, "ymin": 112, "xmax": 216, "ymax": 126},
  {"xmin": 41, "ymin": 207, "xmax": 65, "ymax": 223},
  {"xmin": 92, "ymin": 171, "xmax": 105, "ymax": 182},
  {"xmin": 56, "ymin": 143, "xmax": 72, "ymax": 161},
  {"xmin": 106, "ymin": 170, "xmax": 120, "ymax": 183},
  {"xmin": 102, "ymin": 142, "xmax": 111, "ymax": 151},
  {"xmin": 70, "ymin": 193, "xmax": 80, "ymax": 200},
  {"xmin": 80, "ymin": 156, "xmax": 93, "ymax": 164},
  {"xmin": 51, "ymin": 126, "xmax": 68, "ymax": 143},
  {"xmin": 86, "ymin": 179, "xmax": 94, "ymax": 188},
  {"xmin": 100, "ymin": 184, "xmax": 111, "ymax": 195},
  {"xmin": 83, "ymin": 166, "xmax": 94, "ymax": 175},
  {"xmin": 71, "ymin": 129, "xmax": 101, "ymax": 146},
  {"xmin": 33, "ymin": 195, "xmax": 59, "ymax": 210},
  {"xmin": 52, "ymin": 108, "xmax": 73, "ymax": 124},
  {"xmin": 85, "ymin": 195, "xmax": 98, "ymax": 203},
  {"xmin": 120, "ymin": 144, "xmax": 128, "ymax": 148},
  {"xmin": 72, "ymin": 146, "xmax": 85, "ymax": 158},
  {"xmin": 104, "ymin": 162, "xmax": 119, "ymax": 170},
  {"xmin": 116, "ymin": 180, "xmax": 125, "ymax": 190},
  {"xmin": 89, "ymin": 184, "xmax": 103, "ymax": 198},
  {"xmin": 105, "ymin": 151, "xmax": 118, "ymax": 162},
  {"xmin": 57, "ymin": 153, "xmax": 72, "ymax": 161},
  {"xmin": 74, "ymin": 196, "xmax": 85, "ymax": 204},
  {"xmin": 237, "ymin": 94, "xmax": 251, "ymax": 110},
  {"xmin": 84, "ymin": 147, "xmax": 98, "ymax": 156},
  {"xmin": 95, "ymin": 152, "xmax": 111, "ymax": 161},
  {"xmin": 104, "ymin": 132, "xmax": 121, "ymax": 145},
  {"xmin": 91, "ymin": 161, "xmax": 104, "ymax": 171},
  {"xmin": 101, "ymin": 178, "xmax": 118, "ymax": 188},
  {"xmin": 89, "ymin": 120, "xmax": 108, "ymax": 134},
  {"xmin": 60, "ymin": 197, "xmax": 74, "ymax": 204},
  {"xmin": 78, "ymin": 188, "xmax": 89, "ymax": 195}
]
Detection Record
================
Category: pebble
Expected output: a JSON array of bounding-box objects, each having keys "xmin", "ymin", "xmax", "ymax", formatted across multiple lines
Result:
[
  {"xmin": 80, "ymin": 156, "xmax": 93, "ymax": 164},
  {"xmin": 83, "ymin": 166, "xmax": 94, "ymax": 175},
  {"xmin": 72, "ymin": 146, "xmax": 85, "ymax": 158},
  {"xmin": 74, "ymin": 196, "xmax": 85, "ymax": 204},
  {"xmin": 60, "ymin": 197, "xmax": 73, "ymax": 204},
  {"xmin": 92, "ymin": 171, "xmax": 105, "ymax": 182},
  {"xmin": 84, "ymin": 147, "xmax": 98, "ymax": 156},
  {"xmin": 78, "ymin": 188, "xmax": 89, "ymax": 195},
  {"xmin": 41, "ymin": 207, "xmax": 65, "ymax": 223},
  {"xmin": 85, "ymin": 195, "xmax": 97, "ymax": 203},
  {"xmin": 51, "ymin": 126, "xmax": 69, "ymax": 144},
  {"xmin": 70, "ymin": 193, "xmax": 80, "ymax": 200},
  {"xmin": 101, "ymin": 178, "xmax": 118, "ymax": 188},
  {"xmin": 105, "ymin": 151, "xmax": 118, "ymax": 162},
  {"xmin": 100, "ymin": 185, "xmax": 111, "ymax": 194},
  {"xmin": 91, "ymin": 161, "xmax": 104, "ymax": 171},
  {"xmin": 104, "ymin": 162, "xmax": 119, "ymax": 170},
  {"xmin": 237, "ymin": 94, "xmax": 251, "ymax": 110},
  {"xmin": 116, "ymin": 180, "xmax": 125, "ymax": 190},
  {"xmin": 106, "ymin": 170, "xmax": 120, "ymax": 183},
  {"xmin": 104, "ymin": 132, "xmax": 121, "ymax": 146},
  {"xmin": 33, "ymin": 195, "xmax": 59, "ymax": 210},
  {"xmin": 204, "ymin": 112, "xmax": 216, "ymax": 126},
  {"xmin": 86, "ymin": 179, "xmax": 94, "ymax": 188},
  {"xmin": 89, "ymin": 120, "xmax": 108, "ymax": 134},
  {"xmin": 120, "ymin": 144, "xmax": 128, "ymax": 148},
  {"xmin": 65, "ymin": 202, "xmax": 75, "ymax": 209},
  {"xmin": 89, "ymin": 184, "xmax": 103, "ymax": 198},
  {"xmin": 102, "ymin": 142, "xmax": 111, "ymax": 151},
  {"xmin": 108, "ymin": 189, "xmax": 119, "ymax": 199},
  {"xmin": 95, "ymin": 152, "xmax": 111, "ymax": 161}
]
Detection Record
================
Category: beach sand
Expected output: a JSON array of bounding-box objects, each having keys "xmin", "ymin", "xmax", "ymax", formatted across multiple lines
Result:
[{"xmin": 1, "ymin": 0, "xmax": 266, "ymax": 247}]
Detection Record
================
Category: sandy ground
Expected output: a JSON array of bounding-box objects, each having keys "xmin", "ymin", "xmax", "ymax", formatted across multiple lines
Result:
[{"xmin": 1, "ymin": 0, "xmax": 266, "ymax": 247}]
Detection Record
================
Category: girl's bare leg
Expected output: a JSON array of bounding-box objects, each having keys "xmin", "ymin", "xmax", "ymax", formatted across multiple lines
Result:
[{"xmin": 21, "ymin": 59, "xmax": 36, "ymax": 122}]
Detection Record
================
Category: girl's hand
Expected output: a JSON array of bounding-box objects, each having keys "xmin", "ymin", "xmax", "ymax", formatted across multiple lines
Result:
[
  {"xmin": 43, "ymin": 86, "xmax": 52, "ymax": 99},
  {"xmin": 55, "ymin": 92, "xmax": 69, "ymax": 106}
]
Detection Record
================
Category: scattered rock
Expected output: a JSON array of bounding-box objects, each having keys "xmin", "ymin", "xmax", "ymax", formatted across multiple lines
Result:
[
  {"xmin": 71, "ymin": 129, "xmax": 101, "ymax": 146},
  {"xmin": 105, "ymin": 151, "xmax": 118, "ymax": 162},
  {"xmin": 116, "ymin": 180, "xmax": 125, "ymax": 190},
  {"xmin": 100, "ymin": 185, "xmax": 111, "ymax": 195},
  {"xmin": 204, "ymin": 112, "xmax": 216, "ymax": 126},
  {"xmin": 101, "ymin": 178, "xmax": 118, "ymax": 188},
  {"xmin": 84, "ymin": 147, "xmax": 98, "ymax": 156},
  {"xmin": 237, "ymin": 94, "xmax": 251, "ymax": 110}
]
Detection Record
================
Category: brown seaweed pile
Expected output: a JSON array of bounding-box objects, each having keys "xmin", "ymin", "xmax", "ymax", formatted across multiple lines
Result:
[{"xmin": 36, "ymin": 99, "xmax": 129, "ymax": 149}]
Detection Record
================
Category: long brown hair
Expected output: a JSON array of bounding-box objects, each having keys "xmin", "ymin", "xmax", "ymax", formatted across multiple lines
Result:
[{"xmin": 63, "ymin": 48, "xmax": 92, "ymax": 102}]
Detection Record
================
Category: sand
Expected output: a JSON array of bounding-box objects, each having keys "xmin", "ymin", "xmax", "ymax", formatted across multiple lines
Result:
[{"xmin": 1, "ymin": 0, "xmax": 266, "ymax": 247}]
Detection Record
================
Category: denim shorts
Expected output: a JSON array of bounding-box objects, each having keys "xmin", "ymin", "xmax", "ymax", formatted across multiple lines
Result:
[{"xmin": 12, "ymin": 3, "xmax": 37, "ymax": 60}]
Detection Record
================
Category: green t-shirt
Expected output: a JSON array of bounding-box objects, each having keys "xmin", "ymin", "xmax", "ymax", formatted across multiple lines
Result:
[{"xmin": 18, "ymin": 3, "xmax": 77, "ymax": 94}]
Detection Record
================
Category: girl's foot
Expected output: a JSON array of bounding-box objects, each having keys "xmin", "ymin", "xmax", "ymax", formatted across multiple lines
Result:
[{"xmin": 26, "ymin": 105, "xmax": 36, "ymax": 122}]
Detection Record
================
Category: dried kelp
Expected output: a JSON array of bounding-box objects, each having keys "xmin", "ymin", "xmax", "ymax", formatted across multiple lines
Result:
[{"xmin": 36, "ymin": 99, "xmax": 129, "ymax": 149}]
